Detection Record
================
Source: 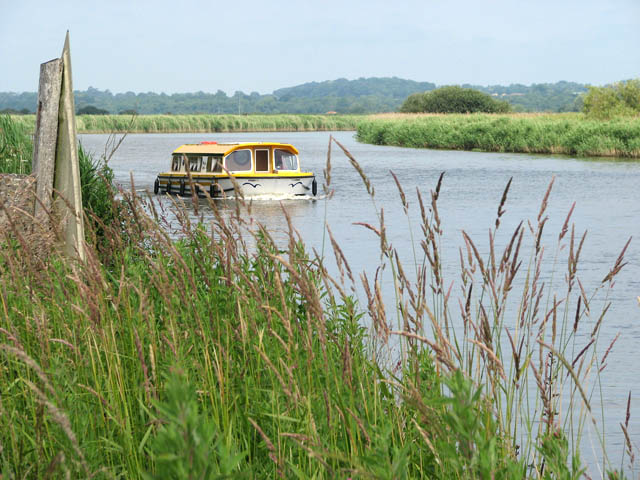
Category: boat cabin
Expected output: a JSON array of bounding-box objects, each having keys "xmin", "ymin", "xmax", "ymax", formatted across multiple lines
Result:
[
  {"xmin": 169, "ymin": 142, "xmax": 302, "ymax": 175},
  {"xmin": 154, "ymin": 141, "xmax": 317, "ymax": 197}
]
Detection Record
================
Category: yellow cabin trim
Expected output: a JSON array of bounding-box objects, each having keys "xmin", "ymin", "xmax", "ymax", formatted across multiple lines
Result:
[
  {"xmin": 157, "ymin": 172, "xmax": 314, "ymax": 178},
  {"xmin": 173, "ymin": 142, "xmax": 299, "ymax": 156},
  {"xmin": 164, "ymin": 142, "xmax": 308, "ymax": 177}
]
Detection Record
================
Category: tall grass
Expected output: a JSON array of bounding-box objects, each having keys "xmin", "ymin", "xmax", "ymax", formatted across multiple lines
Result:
[
  {"xmin": 357, "ymin": 113, "xmax": 640, "ymax": 158},
  {"xmin": 0, "ymin": 134, "xmax": 636, "ymax": 478},
  {"xmin": 331, "ymin": 135, "xmax": 636, "ymax": 473},
  {"xmin": 0, "ymin": 188, "xmax": 460, "ymax": 478},
  {"xmin": 0, "ymin": 114, "xmax": 33, "ymax": 174},
  {"xmin": 10, "ymin": 114, "xmax": 362, "ymax": 134}
]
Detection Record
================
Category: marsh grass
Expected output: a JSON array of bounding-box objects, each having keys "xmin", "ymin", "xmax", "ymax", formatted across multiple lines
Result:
[
  {"xmin": 357, "ymin": 113, "xmax": 640, "ymax": 158},
  {"xmin": 0, "ymin": 114, "xmax": 33, "ymax": 174},
  {"xmin": 0, "ymin": 132, "xmax": 637, "ymax": 478},
  {"xmin": 10, "ymin": 114, "xmax": 362, "ymax": 134}
]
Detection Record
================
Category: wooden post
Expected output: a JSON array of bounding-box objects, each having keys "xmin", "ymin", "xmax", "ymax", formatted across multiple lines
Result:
[
  {"xmin": 53, "ymin": 32, "xmax": 85, "ymax": 261},
  {"xmin": 32, "ymin": 58, "xmax": 63, "ymax": 222}
]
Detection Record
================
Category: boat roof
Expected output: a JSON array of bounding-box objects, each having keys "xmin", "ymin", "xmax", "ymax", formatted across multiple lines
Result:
[{"xmin": 173, "ymin": 142, "xmax": 299, "ymax": 155}]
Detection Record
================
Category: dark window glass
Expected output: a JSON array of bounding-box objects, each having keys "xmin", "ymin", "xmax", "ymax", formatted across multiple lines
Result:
[{"xmin": 255, "ymin": 150, "xmax": 269, "ymax": 172}]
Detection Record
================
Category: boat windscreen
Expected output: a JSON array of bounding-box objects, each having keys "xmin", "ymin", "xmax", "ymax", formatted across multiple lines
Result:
[{"xmin": 274, "ymin": 149, "xmax": 298, "ymax": 171}]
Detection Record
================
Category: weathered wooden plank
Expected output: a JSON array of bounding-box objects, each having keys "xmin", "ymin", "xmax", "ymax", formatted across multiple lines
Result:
[
  {"xmin": 53, "ymin": 32, "xmax": 85, "ymax": 261},
  {"xmin": 33, "ymin": 58, "xmax": 62, "ymax": 221}
]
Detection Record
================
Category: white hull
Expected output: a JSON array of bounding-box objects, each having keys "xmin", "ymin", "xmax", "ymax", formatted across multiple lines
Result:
[{"xmin": 157, "ymin": 175, "xmax": 316, "ymax": 197}]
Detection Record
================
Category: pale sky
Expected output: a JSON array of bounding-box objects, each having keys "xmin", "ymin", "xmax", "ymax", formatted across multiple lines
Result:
[{"xmin": 1, "ymin": 0, "xmax": 638, "ymax": 94}]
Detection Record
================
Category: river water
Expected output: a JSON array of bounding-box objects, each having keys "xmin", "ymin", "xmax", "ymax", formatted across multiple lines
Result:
[{"xmin": 80, "ymin": 131, "xmax": 639, "ymax": 473}]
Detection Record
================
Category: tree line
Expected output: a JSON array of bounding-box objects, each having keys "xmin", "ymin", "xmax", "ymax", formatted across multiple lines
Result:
[{"xmin": 0, "ymin": 77, "xmax": 607, "ymax": 115}]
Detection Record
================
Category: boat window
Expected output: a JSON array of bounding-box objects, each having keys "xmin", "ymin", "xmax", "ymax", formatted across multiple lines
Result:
[
  {"xmin": 206, "ymin": 156, "xmax": 221, "ymax": 172},
  {"xmin": 274, "ymin": 149, "xmax": 298, "ymax": 171},
  {"xmin": 171, "ymin": 155, "xmax": 181, "ymax": 171},
  {"xmin": 188, "ymin": 156, "xmax": 202, "ymax": 172},
  {"xmin": 225, "ymin": 149, "xmax": 252, "ymax": 172}
]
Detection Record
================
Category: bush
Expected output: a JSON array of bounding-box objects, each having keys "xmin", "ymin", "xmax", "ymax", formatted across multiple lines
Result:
[
  {"xmin": 77, "ymin": 105, "xmax": 110, "ymax": 115},
  {"xmin": 78, "ymin": 142, "xmax": 118, "ymax": 248},
  {"xmin": 400, "ymin": 86, "xmax": 511, "ymax": 114},
  {"xmin": 582, "ymin": 79, "xmax": 640, "ymax": 119},
  {"xmin": 398, "ymin": 92, "xmax": 427, "ymax": 113}
]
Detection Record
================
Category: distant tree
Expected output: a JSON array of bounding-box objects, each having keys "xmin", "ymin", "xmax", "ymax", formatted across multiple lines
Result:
[
  {"xmin": 0, "ymin": 108, "xmax": 31, "ymax": 114},
  {"xmin": 618, "ymin": 79, "xmax": 640, "ymax": 111},
  {"xmin": 400, "ymin": 86, "xmax": 511, "ymax": 113},
  {"xmin": 582, "ymin": 79, "xmax": 640, "ymax": 119},
  {"xmin": 77, "ymin": 105, "xmax": 110, "ymax": 115},
  {"xmin": 399, "ymin": 93, "xmax": 428, "ymax": 113},
  {"xmin": 119, "ymin": 109, "xmax": 138, "ymax": 115},
  {"xmin": 455, "ymin": 81, "xmax": 587, "ymax": 112}
]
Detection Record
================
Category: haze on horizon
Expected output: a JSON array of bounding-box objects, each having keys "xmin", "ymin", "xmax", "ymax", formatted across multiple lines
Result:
[{"xmin": 1, "ymin": 0, "xmax": 638, "ymax": 95}]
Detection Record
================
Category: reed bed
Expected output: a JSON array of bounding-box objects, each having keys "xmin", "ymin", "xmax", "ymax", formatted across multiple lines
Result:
[
  {"xmin": 357, "ymin": 113, "xmax": 640, "ymax": 158},
  {"xmin": 0, "ymin": 114, "xmax": 33, "ymax": 174},
  {"xmin": 0, "ymin": 131, "xmax": 636, "ymax": 478},
  {"xmin": 10, "ymin": 114, "xmax": 362, "ymax": 134}
]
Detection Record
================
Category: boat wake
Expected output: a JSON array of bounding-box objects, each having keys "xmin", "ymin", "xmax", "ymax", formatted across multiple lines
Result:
[{"xmin": 210, "ymin": 193, "xmax": 323, "ymax": 202}]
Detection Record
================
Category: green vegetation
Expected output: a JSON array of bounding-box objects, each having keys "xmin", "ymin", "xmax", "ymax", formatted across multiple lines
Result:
[
  {"xmin": 0, "ymin": 78, "xmax": 589, "ymax": 114},
  {"xmin": 78, "ymin": 114, "xmax": 362, "ymax": 133},
  {"xmin": 0, "ymin": 114, "xmax": 33, "ymax": 174},
  {"xmin": 357, "ymin": 113, "xmax": 640, "ymax": 157},
  {"xmin": 77, "ymin": 105, "xmax": 110, "ymax": 115},
  {"xmin": 468, "ymin": 81, "xmax": 587, "ymax": 112},
  {"xmin": 400, "ymin": 86, "xmax": 511, "ymax": 113},
  {"xmin": 2, "ymin": 120, "xmax": 636, "ymax": 477},
  {"xmin": 0, "ymin": 78, "xmax": 437, "ymax": 115},
  {"xmin": 583, "ymin": 79, "xmax": 640, "ymax": 120},
  {"xmin": 9, "ymin": 113, "xmax": 362, "ymax": 134},
  {"xmin": 0, "ymin": 108, "xmax": 31, "ymax": 115}
]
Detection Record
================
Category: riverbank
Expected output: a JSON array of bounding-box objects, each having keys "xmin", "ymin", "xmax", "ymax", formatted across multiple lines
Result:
[
  {"xmin": 357, "ymin": 112, "xmax": 640, "ymax": 158},
  {"xmin": 10, "ymin": 112, "xmax": 640, "ymax": 159},
  {"xmin": 10, "ymin": 113, "xmax": 362, "ymax": 133}
]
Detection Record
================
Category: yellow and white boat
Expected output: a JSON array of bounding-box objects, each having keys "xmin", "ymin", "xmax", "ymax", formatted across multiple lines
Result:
[{"xmin": 154, "ymin": 141, "xmax": 317, "ymax": 197}]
